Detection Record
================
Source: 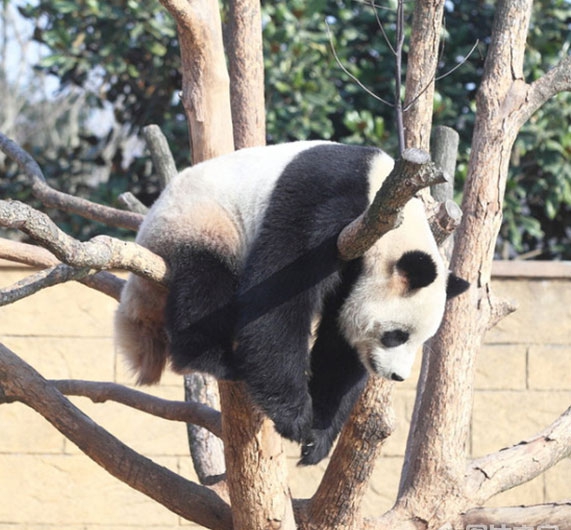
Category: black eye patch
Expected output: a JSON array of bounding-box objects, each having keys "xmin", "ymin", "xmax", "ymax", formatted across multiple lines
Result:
[{"xmin": 381, "ymin": 329, "xmax": 410, "ymax": 348}]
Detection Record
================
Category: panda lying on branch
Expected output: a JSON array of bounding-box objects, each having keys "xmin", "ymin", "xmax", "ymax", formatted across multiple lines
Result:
[{"xmin": 115, "ymin": 141, "xmax": 469, "ymax": 465}]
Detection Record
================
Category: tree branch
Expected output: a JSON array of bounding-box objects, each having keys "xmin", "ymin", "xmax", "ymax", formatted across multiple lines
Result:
[
  {"xmin": 227, "ymin": 0, "xmax": 266, "ymax": 149},
  {"xmin": 0, "ymin": 200, "xmax": 167, "ymax": 284},
  {"xmin": 0, "ymin": 342, "xmax": 232, "ymax": 530},
  {"xmin": 465, "ymin": 406, "xmax": 571, "ymax": 504},
  {"xmin": 142, "ymin": 124, "xmax": 178, "ymax": 187},
  {"xmin": 52, "ymin": 379, "xmax": 222, "ymax": 438},
  {"xmin": 308, "ymin": 377, "xmax": 395, "ymax": 529},
  {"xmin": 0, "ymin": 263, "xmax": 92, "ymax": 306},
  {"xmin": 0, "ymin": 132, "xmax": 143, "ymax": 231},
  {"xmin": 158, "ymin": 0, "xmax": 234, "ymax": 161},
  {"xmin": 403, "ymin": 0, "xmax": 446, "ymax": 150},
  {"xmin": 512, "ymin": 54, "xmax": 571, "ymax": 131},
  {"xmin": 0, "ymin": 239, "xmax": 125, "ymax": 301},
  {"xmin": 462, "ymin": 502, "xmax": 571, "ymax": 529},
  {"xmin": 337, "ymin": 148, "xmax": 446, "ymax": 260}
]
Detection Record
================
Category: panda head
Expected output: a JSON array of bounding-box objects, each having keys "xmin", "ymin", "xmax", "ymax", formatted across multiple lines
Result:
[{"xmin": 338, "ymin": 199, "xmax": 469, "ymax": 382}]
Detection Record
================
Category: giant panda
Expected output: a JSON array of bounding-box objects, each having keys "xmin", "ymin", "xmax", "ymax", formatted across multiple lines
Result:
[{"xmin": 115, "ymin": 141, "xmax": 469, "ymax": 465}]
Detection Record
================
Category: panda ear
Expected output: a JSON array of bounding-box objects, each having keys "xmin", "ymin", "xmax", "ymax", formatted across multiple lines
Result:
[
  {"xmin": 446, "ymin": 273, "xmax": 470, "ymax": 299},
  {"xmin": 396, "ymin": 250, "xmax": 438, "ymax": 291}
]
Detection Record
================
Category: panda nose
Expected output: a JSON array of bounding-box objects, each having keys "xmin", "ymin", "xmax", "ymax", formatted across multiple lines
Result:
[{"xmin": 391, "ymin": 373, "xmax": 405, "ymax": 382}]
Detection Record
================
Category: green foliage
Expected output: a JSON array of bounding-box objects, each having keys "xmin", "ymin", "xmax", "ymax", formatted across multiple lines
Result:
[{"xmin": 11, "ymin": 0, "xmax": 571, "ymax": 257}]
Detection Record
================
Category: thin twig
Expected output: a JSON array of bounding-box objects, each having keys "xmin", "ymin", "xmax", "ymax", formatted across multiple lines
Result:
[
  {"xmin": 404, "ymin": 39, "xmax": 480, "ymax": 113},
  {"xmin": 325, "ymin": 22, "xmax": 394, "ymax": 108}
]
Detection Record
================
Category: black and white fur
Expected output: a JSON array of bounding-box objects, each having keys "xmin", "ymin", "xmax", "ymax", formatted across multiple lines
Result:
[{"xmin": 115, "ymin": 141, "xmax": 468, "ymax": 465}]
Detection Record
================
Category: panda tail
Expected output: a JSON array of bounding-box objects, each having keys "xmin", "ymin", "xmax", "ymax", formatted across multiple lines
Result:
[{"xmin": 114, "ymin": 275, "xmax": 169, "ymax": 385}]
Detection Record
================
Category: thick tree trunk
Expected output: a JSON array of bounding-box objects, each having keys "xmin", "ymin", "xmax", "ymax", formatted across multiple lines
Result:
[{"xmin": 403, "ymin": 0, "xmax": 446, "ymax": 150}]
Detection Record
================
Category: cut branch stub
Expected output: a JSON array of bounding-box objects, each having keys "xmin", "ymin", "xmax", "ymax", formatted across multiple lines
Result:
[
  {"xmin": 429, "ymin": 199, "xmax": 463, "ymax": 247},
  {"xmin": 337, "ymin": 148, "xmax": 447, "ymax": 261}
]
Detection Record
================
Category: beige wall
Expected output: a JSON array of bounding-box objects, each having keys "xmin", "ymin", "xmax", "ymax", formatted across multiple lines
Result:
[{"xmin": 0, "ymin": 260, "xmax": 570, "ymax": 529}]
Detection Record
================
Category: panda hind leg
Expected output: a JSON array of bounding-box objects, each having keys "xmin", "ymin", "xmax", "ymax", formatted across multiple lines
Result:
[{"xmin": 165, "ymin": 245, "xmax": 238, "ymax": 380}]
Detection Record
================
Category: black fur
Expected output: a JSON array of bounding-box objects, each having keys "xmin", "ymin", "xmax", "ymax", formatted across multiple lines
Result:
[
  {"xmin": 300, "ymin": 259, "xmax": 368, "ymax": 465},
  {"xmin": 446, "ymin": 273, "xmax": 470, "ymax": 299},
  {"xmin": 233, "ymin": 144, "xmax": 376, "ymax": 459},
  {"xmin": 165, "ymin": 245, "xmax": 238, "ymax": 380},
  {"xmin": 396, "ymin": 250, "xmax": 437, "ymax": 291}
]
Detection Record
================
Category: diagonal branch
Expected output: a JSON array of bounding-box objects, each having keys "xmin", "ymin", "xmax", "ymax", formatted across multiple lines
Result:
[
  {"xmin": 52, "ymin": 379, "xmax": 222, "ymax": 438},
  {"xmin": 465, "ymin": 406, "xmax": 571, "ymax": 504},
  {"xmin": 0, "ymin": 132, "xmax": 143, "ymax": 231},
  {"xmin": 511, "ymin": 54, "xmax": 571, "ymax": 131},
  {"xmin": 308, "ymin": 377, "xmax": 395, "ymax": 528},
  {"xmin": 337, "ymin": 148, "xmax": 446, "ymax": 260},
  {"xmin": 0, "ymin": 200, "xmax": 168, "ymax": 284},
  {"xmin": 0, "ymin": 342, "xmax": 232, "ymax": 530}
]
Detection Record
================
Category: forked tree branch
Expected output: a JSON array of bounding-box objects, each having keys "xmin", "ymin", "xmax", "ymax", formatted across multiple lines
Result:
[
  {"xmin": 0, "ymin": 200, "xmax": 167, "ymax": 284},
  {"xmin": 465, "ymin": 406, "xmax": 571, "ymax": 504},
  {"xmin": 0, "ymin": 342, "xmax": 232, "ymax": 530},
  {"xmin": 0, "ymin": 238, "xmax": 125, "ymax": 301},
  {"xmin": 0, "ymin": 132, "xmax": 143, "ymax": 231}
]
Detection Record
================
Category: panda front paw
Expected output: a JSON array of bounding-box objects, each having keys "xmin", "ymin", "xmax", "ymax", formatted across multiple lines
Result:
[
  {"xmin": 271, "ymin": 398, "xmax": 313, "ymax": 443},
  {"xmin": 298, "ymin": 429, "xmax": 334, "ymax": 466}
]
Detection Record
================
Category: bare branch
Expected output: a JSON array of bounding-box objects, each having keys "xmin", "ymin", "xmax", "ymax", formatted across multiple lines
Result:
[
  {"xmin": 337, "ymin": 148, "xmax": 446, "ymax": 260},
  {"xmin": 0, "ymin": 132, "xmax": 143, "ymax": 231},
  {"xmin": 325, "ymin": 23, "xmax": 394, "ymax": 108},
  {"xmin": 465, "ymin": 406, "xmax": 571, "ymax": 504},
  {"xmin": 512, "ymin": 54, "xmax": 571, "ymax": 131},
  {"xmin": 428, "ymin": 199, "xmax": 463, "ymax": 246},
  {"xmin": 158, "ymin": 0, "xmax": 234, "ymax": 161},
  {"xmin": 227, "ymin": 0, "xmax": 266, "ymax": 149},
  {"xmin": 0, "ymin": 342, "xmax": 232, "ymax": 530},
  {"xmin": 0, "ymin": 239, "xmax": 124, "ymax": 300},
  {"xmin": 0, "ymin": 200, "xmax": 168, "ymax": 284},
  {"xmin": 0, "ymin": 263, "xmax": 91, "ymax": 306},
  {"xmin": 308, "ymin": 377, "xmax": 395, "ymax": 528},
  {"xmin": 117, "ymin": 191, "xmax": 149, "ymax": 214},
  {"xmin": 0, "ymin": 237, "xmax": 60, "ymax": 267},
  {"xmin": 142, "ymin": 124, "xmax": 178, "ymax": 187},
  {"xmin": 462, "ymin": 502, "xmax": 571, "ymax": 529},
  {"xmin": 52, "ymin": 379, "xmax": 222, "ymax": 438}
]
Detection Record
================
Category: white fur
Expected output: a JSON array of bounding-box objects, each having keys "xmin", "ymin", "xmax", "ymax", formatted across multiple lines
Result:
[
  {"xmin": 339, "ymin": 198, "xmax": 447, "ymax": 381},
  {"xmin": 136, "ymin": 141, "xmax": 329, "ymax": 261}
]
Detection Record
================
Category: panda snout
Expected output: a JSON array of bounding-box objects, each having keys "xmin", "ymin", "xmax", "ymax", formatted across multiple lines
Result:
[{"xmin": 390, "ymin": 373, "xmax": 405, "ymax": 382}]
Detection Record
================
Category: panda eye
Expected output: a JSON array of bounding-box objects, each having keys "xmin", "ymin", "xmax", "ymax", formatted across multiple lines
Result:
[{"xmin": 381, "ymin": 330, "xmax": 410, "ymax": 348}]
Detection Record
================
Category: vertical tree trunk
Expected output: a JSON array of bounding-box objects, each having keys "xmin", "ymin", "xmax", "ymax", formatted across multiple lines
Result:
[
  {"xmin": 403, "ymin": 0, "xmax": 446, "ymax": 150},
  {"xmin": 397, "ymin": 0, "xmax": 536, "ymax": 524},
  {"xmin": 227, "ymin": 0, "xmax": 266, "ymax": 148}
]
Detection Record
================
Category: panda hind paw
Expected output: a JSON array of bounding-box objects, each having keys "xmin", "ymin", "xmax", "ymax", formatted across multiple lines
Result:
[{"xmin": 298, "ymin": 430, "xmax": 334, "ymax": 466}]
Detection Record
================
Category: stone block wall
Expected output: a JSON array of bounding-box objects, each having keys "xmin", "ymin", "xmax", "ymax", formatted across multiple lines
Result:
[{"xmin": 0, "ymin": 260, "xmax": 569, "ymax": 529}]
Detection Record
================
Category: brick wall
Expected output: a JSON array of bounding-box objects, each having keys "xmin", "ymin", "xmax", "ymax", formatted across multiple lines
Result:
[{"xmin": 0, "ymin": 260, "xmax": 569, "ymax": 529}]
